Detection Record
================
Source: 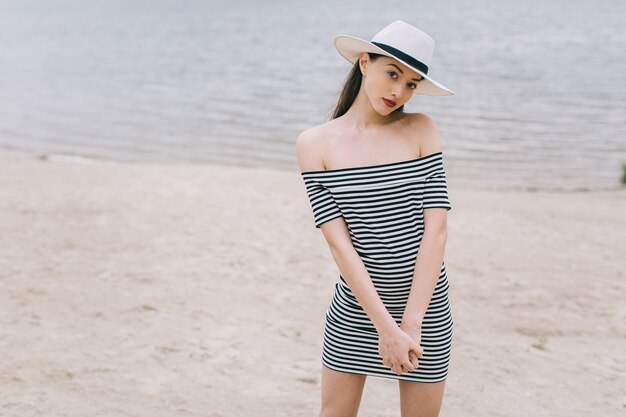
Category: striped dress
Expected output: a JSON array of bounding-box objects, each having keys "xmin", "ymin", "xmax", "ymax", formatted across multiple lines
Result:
[{"xmin": 300, "ymin": 151, "xmax": 453, "ymax": 382}]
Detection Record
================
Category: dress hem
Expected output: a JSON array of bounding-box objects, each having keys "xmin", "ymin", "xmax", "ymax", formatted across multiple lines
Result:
[{"xmin": 321, "ymin": 359, "xmax": 448, "ymax": 383}]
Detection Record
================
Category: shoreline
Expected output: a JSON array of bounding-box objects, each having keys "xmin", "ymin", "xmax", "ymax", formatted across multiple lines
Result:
[{"xmin": 1, "ymin": 151, "xmax": 624, "ymax": 194}]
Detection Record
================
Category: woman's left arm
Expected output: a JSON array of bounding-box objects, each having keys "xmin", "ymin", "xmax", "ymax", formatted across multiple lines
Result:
[
  {"xmin": 401, "ymin": 208, "xmax": 448, "ymax": 329},
  {"xmin": 401, "ymin": 112, "xmax": 449, "ymax": 331}
]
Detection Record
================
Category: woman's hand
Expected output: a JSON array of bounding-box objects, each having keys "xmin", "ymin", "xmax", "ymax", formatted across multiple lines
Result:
[
  {"xmin": 400, "ymin": 320, "xmax": 424, "ymax": 370},
  {"xmin": 377, "ymin": 325, "xmax": 423, "ymax": 375}
]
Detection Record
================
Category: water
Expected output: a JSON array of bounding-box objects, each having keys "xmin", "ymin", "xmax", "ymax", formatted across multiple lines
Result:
[{"xmin": 1, "ymin": 0, "xmax": 625, "ymax": 191}]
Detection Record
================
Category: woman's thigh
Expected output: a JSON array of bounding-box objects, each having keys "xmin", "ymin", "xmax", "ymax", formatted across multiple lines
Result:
[
  {"xmin": 319, "ymin": 364, "xmax": 367, "ymax": 417},
  {"xmin": 398, "ymin": 379, "xmax": 446, "ymax": 417}
]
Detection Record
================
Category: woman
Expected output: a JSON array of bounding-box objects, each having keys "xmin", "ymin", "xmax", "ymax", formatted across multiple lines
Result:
[{"xmin": 296, "ymin": 20, "xmax": 455, "ymax": 417}]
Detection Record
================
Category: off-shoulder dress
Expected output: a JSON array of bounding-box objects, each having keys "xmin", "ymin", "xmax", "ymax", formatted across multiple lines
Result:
[{"xmin": 300, "ymin": 151, "xmax": 454, "ymax": 382}]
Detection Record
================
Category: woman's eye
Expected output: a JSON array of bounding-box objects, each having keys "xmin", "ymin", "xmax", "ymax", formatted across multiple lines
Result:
[
  {"xmin": 408, "ymin": 83, "xmax": 417, "ymax": 89},
  {"xmin": 388, "ymin": 71, "xmax": 397, "ymax": 78}
]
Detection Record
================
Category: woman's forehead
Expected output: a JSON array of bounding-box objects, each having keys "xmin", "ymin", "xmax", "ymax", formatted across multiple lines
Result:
[{"xmin": 379, "ymin": 56, "xmax": 423, "ymax": 79}]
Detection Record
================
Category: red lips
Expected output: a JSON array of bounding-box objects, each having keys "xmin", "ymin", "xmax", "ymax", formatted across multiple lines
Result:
[{"xmin": 383, "ymin": 98, "xmax": 396, "ymax": 107}]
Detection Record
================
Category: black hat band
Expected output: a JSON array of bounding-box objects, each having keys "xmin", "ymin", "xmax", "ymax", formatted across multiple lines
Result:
[{"xmin": 371, "ymin": 41, "xmax": 429, "ymax": 75}]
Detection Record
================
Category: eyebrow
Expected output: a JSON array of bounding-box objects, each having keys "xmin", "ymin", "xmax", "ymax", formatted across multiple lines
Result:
[{"xmin": 387, "ymin": 63, "xmax": 423, "ymax": 81}]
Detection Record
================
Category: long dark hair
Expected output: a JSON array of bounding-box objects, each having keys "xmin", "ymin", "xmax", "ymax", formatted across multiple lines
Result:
[{"xmin": 329, "ymin": 52, "xmax": 405, "ymax": 120}]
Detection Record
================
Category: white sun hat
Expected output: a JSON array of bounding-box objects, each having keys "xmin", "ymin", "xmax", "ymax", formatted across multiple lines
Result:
[{"xmin": 333, "ymin": 20, "xmax": 454, "ymax": 96}]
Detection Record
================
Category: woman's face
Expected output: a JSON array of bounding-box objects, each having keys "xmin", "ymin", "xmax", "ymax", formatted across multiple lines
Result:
[{"xmin": 359, "ymin": 53, "xmax": 424, "ymax": 114}]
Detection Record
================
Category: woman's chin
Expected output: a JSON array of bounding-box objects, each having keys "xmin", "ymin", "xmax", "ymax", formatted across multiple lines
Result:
[{"xmin": 380, "ymin": 107, "xmax": 396, "ymax": 116}]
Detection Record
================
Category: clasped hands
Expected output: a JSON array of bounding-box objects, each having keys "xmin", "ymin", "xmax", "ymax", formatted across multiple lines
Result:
[{"xmin": 378, "ymin": 321, "xmax": 423, "ymax": 375}]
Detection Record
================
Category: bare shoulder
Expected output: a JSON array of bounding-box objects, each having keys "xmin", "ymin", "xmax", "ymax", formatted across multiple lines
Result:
[
  {"xmin": 402, "ymin": 112, "xmax": 443, "ymax": 156},
  {"xmin": 295, "ymin": 122, "xmax": 332, "ymax": 172}
]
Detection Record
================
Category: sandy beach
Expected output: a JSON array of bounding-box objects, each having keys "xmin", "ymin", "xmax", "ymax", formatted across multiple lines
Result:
[{"xmin": 0, "ymin": 156, "xmax": 624, "ymax": 417}]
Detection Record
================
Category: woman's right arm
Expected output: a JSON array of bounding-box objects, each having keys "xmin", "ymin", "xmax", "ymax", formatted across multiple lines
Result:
[
  {"xmin": 296, "ymin": 129, "xmax": 422, "ymax": 375},
  {"xmin": 320, "ymin": 221, "xmax": 398, "ymax": 333},
  {"xmin": 319, "ymin": 220, "xmax": 423, "ymax": 375}
]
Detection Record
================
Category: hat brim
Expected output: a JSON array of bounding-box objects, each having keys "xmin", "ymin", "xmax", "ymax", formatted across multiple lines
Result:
[{"xmin": 333, "ymin": 35, "xmax": 455, "ymax": 96}]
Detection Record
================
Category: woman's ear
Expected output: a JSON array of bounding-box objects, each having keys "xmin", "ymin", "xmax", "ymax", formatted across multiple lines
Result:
[{"xmin": 358, "ymin": 52, "xmax": 369, "ymax": 77}]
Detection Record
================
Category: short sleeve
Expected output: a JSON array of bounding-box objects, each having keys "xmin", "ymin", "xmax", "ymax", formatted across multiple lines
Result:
[
  {"xmin": 422, "ymin": 168, "xmax": 452, "ymax": 211},
  {"xmin": 301, "ymin": 176, "xmax": 343, "ymax": 228}
]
